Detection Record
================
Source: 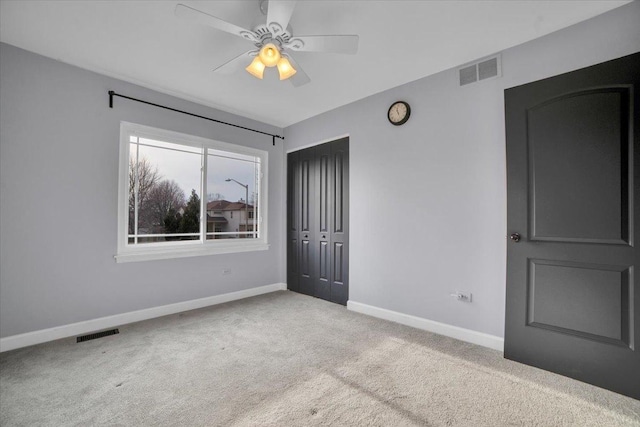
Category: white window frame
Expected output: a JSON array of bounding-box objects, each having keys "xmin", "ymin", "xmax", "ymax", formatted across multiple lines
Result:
[{"xmin": 116, "ymin": 122, "xmax": 268, "ymax": 263}]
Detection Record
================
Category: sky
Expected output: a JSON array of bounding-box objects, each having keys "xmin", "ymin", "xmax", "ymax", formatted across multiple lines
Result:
[{"xmin": 131, "ymin": 138, "xmax": 259, "ymax": 205}]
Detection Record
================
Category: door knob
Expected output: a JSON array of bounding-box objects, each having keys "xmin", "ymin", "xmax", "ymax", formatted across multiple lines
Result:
[{"xmin": 510, "ymin": 233, "xmax": 521, "ymax": 243}]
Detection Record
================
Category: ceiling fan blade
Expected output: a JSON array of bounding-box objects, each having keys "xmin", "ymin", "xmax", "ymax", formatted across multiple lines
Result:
[
  {"xmin": 284, "ymin": 55, "xmax": 311, "ymax": 87},
  {"xmin": 213, "ymin": 51, "xmax": 257, "ymax": 74},
  {"xmin": 285, "ymin": 35, "xmax": 359, "ymax": 54},
  {"xmin": 175, "ymin": 4, "xmax": 258, "ymax": 43},
  {"xmin": 266, "ymin": 1, "xmax": 297, "ymax": 35}
]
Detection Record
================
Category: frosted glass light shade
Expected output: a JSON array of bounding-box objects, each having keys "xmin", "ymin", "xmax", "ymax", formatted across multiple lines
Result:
[
  {"xmin": 259, "ymin": 43, "xmax": 281, "ymax": 67},
  {"xmin": 277, "ymin": 57, "xmax": 297, "ymax": 80},
  {"xmin": 245, "ymin": 57, "xmax": 265, "ymax": 79}
]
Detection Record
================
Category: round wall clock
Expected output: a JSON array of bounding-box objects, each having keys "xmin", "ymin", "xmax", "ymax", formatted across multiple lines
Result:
[{"xmin": 388, "ymin": 101, "xmax": 411, "ymax": 126}]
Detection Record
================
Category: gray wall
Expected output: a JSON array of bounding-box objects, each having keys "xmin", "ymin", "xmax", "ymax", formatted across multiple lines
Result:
[
  {"xmin": 2, "ymin": 2, "xmax": 639, "ymax": 341},
  {"xmin": 284, "ymin": 2, "xmax": 640, "ymax": 338},
  {"xmin": 0, "ymin": 43, "xmax": 285, "ymax": 338}
]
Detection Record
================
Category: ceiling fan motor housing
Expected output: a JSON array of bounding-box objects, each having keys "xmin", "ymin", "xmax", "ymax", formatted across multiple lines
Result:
[{"xmin": 251, "ymin": 24, "xmax": 293, "ymax": 49}]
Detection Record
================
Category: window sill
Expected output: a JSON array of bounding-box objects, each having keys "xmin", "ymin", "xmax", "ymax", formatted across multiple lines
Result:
[{"xmin": 114, "ymin": 241, "xmax": 269, "ymax": 263}]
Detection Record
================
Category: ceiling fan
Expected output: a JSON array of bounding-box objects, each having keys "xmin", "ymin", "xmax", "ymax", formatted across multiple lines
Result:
[{"xmin": 175, "ymin": 0, "xmax": 359, "ymax": 87}]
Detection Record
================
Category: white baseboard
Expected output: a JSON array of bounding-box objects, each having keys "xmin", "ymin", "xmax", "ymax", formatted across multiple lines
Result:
[
  {"xmin": 0, "ymin": 283, "xmax": 287, "ymax": 353},
  {"xmin": 347, "ymin": 300, "xmax": 504, "ymax": 352}
]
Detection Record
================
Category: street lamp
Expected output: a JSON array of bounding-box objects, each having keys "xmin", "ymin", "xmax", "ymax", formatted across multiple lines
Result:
[{"xmin": 225, "ymin": 178, "xmax": 249, "ymax": 238}]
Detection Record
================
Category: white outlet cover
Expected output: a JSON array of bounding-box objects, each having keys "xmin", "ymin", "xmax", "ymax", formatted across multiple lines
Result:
[{"xmin": 451, "ymin": 291, "xmax": 472, "ymax": 302}]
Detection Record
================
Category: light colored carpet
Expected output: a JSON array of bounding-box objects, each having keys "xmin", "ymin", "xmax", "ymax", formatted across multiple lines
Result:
[{"xmin": 1, "ymin": 291, "xmax": 639, "ymax": 426}]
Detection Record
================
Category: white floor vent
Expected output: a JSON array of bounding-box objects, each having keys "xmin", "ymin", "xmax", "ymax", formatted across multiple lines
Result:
[{"xmin": 459, "ymin": 54, "xmax": 501, "ymax": 86}]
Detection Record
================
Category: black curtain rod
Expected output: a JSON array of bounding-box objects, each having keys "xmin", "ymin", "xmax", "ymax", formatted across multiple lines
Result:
[{"xmin": 108, "ymin": 91, "xmax": 283, "ymax": 145}]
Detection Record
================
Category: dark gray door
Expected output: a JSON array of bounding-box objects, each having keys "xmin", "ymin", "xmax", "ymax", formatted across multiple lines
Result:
[
  {"xmin": 328, "ymin": 138, "xmax": 349, "ymax": 304},
  {"xmin": 287, "ymin": 138, "xmax": 349, "ymax": 305},
  {"xmin": 297, "ymin": 146, "xmax": 316, "ymax": 297},
  {"xmin": 286, "ymin": 151, "xmax": 301, "ymax": 294},
  {"xmin": 505, "ymin": 52, "xmax": 640, "ymax": 399}
]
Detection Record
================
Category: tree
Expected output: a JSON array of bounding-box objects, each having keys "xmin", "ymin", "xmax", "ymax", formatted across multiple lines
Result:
[
  {"xmin": 128, "ymin": 157, "xmax": 160, "ymax": 233},
  {"xmin": 179, "ymin": 189, "xmax": 200, "ymax": 236},
  {"xmin": 207, "ymin": 192, "xmax": 225, "ymax": 202},
  {"xmin": 163, "ymin": 208, "xmax": 182, "ymax": 240},
  {"xmin": 147, "ymin": 180, "xmax": 185, "ymax": 232}
]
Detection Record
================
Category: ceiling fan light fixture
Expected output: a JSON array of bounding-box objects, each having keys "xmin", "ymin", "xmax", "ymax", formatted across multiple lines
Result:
[
  {"xmin": 259, "ymin": 43, "xmax": 281, "ymax": 67},
  {"xmin": 245, "ymin": 56, "xmax": 266, "ymax": 79},
  {"xmin": 277, "ymin": 57, "xmax": 297, "ymax": 80},
  {"xmin": 176, "ymin": 1, "xmax": 358, "ymax": 87}
]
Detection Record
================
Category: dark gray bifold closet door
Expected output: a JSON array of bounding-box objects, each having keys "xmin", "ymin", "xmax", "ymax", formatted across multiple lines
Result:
[
  {"xmin": 287, "ymin": 138, "xmax": 349, "ymax": 305},
  {"xmin": 505, "ymin": 52, "xmax": 640, "ymax": 399}
]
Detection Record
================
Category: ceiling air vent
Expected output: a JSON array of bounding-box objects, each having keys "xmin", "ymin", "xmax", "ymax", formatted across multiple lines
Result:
[{"xmin": 458, "ymin": 54, "xmax": 501, "ymax": 86}]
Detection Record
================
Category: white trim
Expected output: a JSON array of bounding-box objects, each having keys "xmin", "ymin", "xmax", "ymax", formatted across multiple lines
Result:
[
  {"xmin": 117, "ymin": 122, "xmax": 269, "ymax": 262},
  {"xmin": 347, "ymin": 300, "xmax": 504, "ymax": 352},
  {"xmin": 285, "ymin": 133, "xmax": 350, "ymax": 153},
  {"xmin": 115, "ymin": 242, "xmax": 269, "ymax": 263},
  {"xmin": 0, "ymin": 283, "xmax": 287, "ymax": 353}
]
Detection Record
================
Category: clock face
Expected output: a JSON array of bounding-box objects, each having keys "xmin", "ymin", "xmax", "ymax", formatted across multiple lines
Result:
[{"xmin": 388, "ymin": 101, "xmax": 410, "ymax": 125}]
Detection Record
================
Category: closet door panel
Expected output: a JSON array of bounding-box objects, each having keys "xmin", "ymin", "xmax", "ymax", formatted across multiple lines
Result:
[
  {"xmin": 298, "ymin": 147, "xmax": 316, "ymax": 296},
  {"xmin": 330, "ymin": 138, "xmax": 349, "ymax": 305},
  {"xmin": 287, "ymin": 139, "xmax": 349, "ymax": 305},
  {"xmin": 286, "ymin": 152, "xmax": 300, "ymax": 292},
  {"xmin": 315, "ymin": 142, "xmax": 331, "ymax": 300}
]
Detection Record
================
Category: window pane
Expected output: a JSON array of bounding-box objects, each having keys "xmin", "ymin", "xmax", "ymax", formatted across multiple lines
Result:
[
  {"xmin": 129, "ymin": 138, "xmax": 202, "ymax": 244},
  {"xmin": 206, "ymin": 150, "xmax": 260, "ymax": 240},
  {"xmin": 136, "ymin": 235, "xmax": 199, "ymax": 244},
  {"xmin": 207, "ymin": 148, "xmax": 257, "ymax": 163},
  {"xmin": 120, "ymin": 123, "xmax": 269, "ymax": 261},
  {"xmin": 138, "ymin": 137, "xmax": 201, "ymax": 154}
]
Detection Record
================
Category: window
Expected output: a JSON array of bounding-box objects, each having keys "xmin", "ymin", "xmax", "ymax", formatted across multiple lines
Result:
[{"xmin": 116, "ymin": 122, "xmax": 268, "ymax": 262}]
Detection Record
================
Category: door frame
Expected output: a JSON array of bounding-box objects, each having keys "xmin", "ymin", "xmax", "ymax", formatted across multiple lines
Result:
[{"xmin": 285, "ymin": 133, "xmax": 351, "ymax": 154}]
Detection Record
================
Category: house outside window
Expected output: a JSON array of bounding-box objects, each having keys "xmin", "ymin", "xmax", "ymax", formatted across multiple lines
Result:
[
  {"xmin": 205, "ymin": 199, "xmax": 257, "ymax": 239},
  {"xmin": 116, "ymin": 122, "xmax": 268, "ymax": 262}
]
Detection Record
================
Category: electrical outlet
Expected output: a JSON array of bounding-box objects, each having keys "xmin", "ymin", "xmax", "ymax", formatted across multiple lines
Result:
[
  {"xmin": 222, "ymin": 268, "xmax": 232, "ymax": 276},
  {"xmin": 450, "ymin": 291, "xmax": 472, "ymax": 302}
]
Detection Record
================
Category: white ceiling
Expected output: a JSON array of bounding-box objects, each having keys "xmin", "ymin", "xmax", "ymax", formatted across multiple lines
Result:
[{"xmin": 0, "ymin": 0, "xmax": 629, "ymax": 128}]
